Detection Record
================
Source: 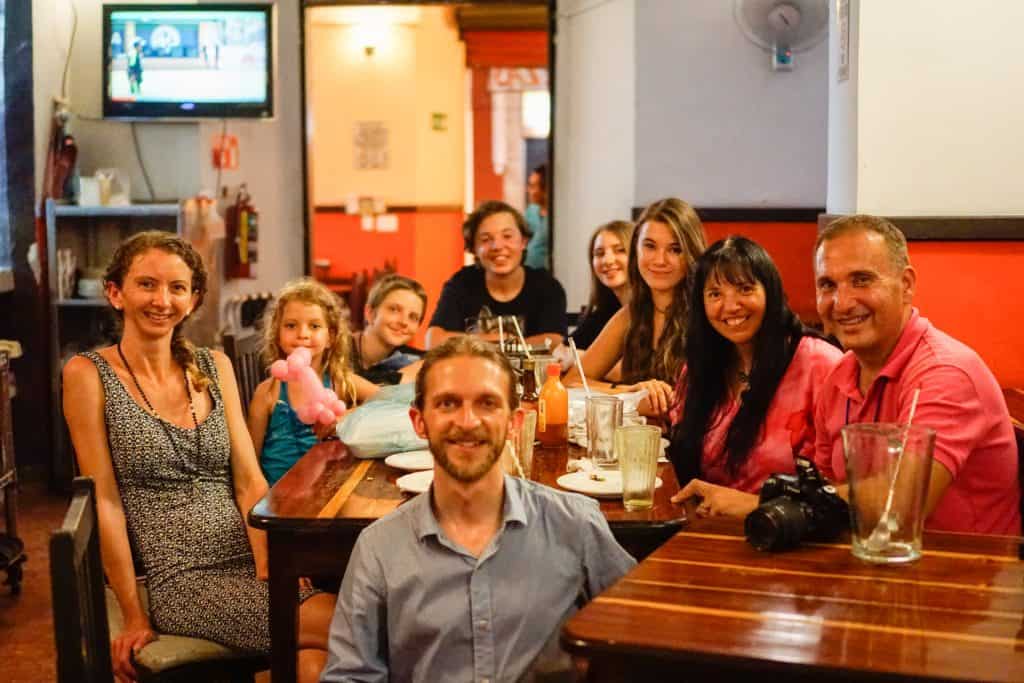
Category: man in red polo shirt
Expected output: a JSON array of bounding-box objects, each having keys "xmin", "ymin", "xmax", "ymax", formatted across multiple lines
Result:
[{"xmin": 812, "ymin": 214, "xmax": 1020, "ymax": 535}]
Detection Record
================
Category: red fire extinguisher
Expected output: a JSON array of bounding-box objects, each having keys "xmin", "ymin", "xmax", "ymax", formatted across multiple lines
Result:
[{"xmin": 225, "ymin": 184, "xmax": 258, "ymax": 279}]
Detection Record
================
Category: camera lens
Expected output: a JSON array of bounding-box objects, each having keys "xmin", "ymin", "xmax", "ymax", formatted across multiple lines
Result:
[{"xmin": 745, "ymin": 497, "xmax": 809, "ymax": 551}]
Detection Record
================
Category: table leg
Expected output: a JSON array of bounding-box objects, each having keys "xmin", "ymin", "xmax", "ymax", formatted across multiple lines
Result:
[{"xmin": 268, "ymin": 531, "xmax": 299, "ymax": 683}]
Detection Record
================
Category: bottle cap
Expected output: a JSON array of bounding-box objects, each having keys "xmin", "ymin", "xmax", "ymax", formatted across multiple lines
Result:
[
  {"xmin": 523, "ymin": 358, "xmax": 536, "ymax": 370},
  {"xmin": 546, "ymin": 362, "xmax": 560, "ymax": 376}
]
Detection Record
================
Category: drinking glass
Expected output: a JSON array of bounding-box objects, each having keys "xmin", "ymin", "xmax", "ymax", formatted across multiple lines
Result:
[
  {"xmin": 842, "ymin": 423, "xmax": 935, "ymax": 564},
  {"xmin": 586, "ymin": 396, "xmax": 623, "ymax": 468},
  {"xmin": 615, "ymin": 425, "xmax": 661, "ymax": 511},
  {"xmin": 512, "ymin": 410, "xmax": 538, "ymax": 478}
]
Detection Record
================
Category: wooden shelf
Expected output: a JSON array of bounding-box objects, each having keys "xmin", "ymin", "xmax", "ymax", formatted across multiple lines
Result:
[
  {"xmin": 45, "ymin": 198, "xmax": 184, "ymax": 491},
  {"xmin": 53, "ymin": 203, "xmax": 180, "ymax": 218}
]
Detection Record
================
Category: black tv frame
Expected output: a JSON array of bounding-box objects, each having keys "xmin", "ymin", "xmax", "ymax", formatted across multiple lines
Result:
[{"xmin": 102, "ymin": 2, "xmax": 275, "ymax": 120}]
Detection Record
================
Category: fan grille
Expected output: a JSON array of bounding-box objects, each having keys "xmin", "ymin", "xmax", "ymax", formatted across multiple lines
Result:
[{"xmin": 734, "ymin": 0, "xmax": 829, "ymax": 53}]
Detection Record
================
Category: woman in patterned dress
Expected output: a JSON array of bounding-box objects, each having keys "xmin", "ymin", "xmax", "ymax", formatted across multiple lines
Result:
[{"xmin": 62, "ymin": 232, "xmax": 334, "ymax": 683}]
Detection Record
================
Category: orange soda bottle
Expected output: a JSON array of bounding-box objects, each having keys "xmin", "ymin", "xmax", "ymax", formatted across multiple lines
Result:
[{"xmin": 537, "ymin": 362, "xmax": 568, "ymax": 447}]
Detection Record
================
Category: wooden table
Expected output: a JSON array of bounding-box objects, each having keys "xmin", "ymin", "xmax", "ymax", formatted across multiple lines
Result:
[
  {"xmin": 563, "ymin": 515, "xmax": 1024, "ymax": 681},
  {"xmin": 249, "ymin": 440, "xmax": 684, "ymax": 683}
]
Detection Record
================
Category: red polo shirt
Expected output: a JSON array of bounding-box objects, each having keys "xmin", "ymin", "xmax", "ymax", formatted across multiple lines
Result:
[{"xmin": 814, "ymin": 308, "xmax": 1020, "ymax": 535}]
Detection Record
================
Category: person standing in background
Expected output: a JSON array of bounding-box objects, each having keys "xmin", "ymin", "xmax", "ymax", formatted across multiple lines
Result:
[{"xmin": 524, "ymin": 163, "xmax": 549, "ymax": 270}]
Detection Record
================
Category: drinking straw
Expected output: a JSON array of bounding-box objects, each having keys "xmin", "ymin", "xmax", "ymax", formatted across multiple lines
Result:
[
  {"xmin": 507, "ymin": 440, "xmax": 526, "ymax": 478},
  {"xmin": 568, "ymin": 338, "xmax": 591, "ymax": 396},
  {"xmin": 868, "ymin": 387, "xmax": 922, "ymax": 547},
  {"xmin": 510, "ymin": 316, "xmax": 532, "ymax": 359}
]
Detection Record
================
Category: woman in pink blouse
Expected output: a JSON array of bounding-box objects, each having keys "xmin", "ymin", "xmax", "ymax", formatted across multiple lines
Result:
[{"xmin": 668, "ymin": 237, "xmax": 842, "ymax": 518}]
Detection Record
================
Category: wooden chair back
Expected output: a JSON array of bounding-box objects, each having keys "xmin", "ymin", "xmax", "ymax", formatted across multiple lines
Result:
[
  {"xmin": 1015, "ymin": 425, "xmax": 1024, "ymax": 526},
  {"xmin": 50, "ymin": 477, "xmax": 114, "ymax": 683},
  {"xmin": 223, "ymin": 333, "xmax": 265, "ymax": 418},
  {"xmin": 347, "ymin": 272, "xmax": 369, "ymax": 329}
]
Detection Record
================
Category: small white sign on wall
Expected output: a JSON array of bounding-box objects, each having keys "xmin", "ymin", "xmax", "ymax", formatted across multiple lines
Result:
[
  {"xmin": 375, "ymin": 214, "xmax": 398, "ymax": 232},
  {"xmin": 354, "ymin": 121, "xmax": 389, "ymax": 170}
]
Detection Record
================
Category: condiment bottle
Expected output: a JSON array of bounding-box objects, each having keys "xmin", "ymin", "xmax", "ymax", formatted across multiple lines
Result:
[
  {"xmin": 537, "ymin": 362, "xmax": 568, "ymax": 447},
  {"xmin": 520, "ymin": 359, "xmax": 539, "ymax": 414}
]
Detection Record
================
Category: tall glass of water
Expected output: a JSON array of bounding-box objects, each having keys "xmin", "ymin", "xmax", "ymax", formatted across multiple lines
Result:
[{"xmin": 615, "ymin": 425, "xmax": 661, "ymax": 511}]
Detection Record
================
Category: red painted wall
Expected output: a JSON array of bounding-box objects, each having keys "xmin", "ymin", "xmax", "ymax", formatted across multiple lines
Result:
[
  {"xmin": 703, "ymin": 221, "xmax": 1024, "ymax": 387},
  {"xmin": 312, "ymin": 210, "xmax": 464, "ymax": 348},
  {"xmin": 703, "ymin": 222, "xmax": 820, "ymax": 324},
  {"xmin": 910, "ymin": 241, "xmax": 1024, "ymax": 388}
]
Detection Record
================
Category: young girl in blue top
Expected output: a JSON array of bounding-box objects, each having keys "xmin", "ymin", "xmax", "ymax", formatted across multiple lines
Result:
[{"xmin": 247, "ymin": 279, "xmax": 378, "ymax": 485}]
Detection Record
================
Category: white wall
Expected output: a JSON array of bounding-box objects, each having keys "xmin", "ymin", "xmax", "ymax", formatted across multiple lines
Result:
[
  {"xmin": 826, "ymin": 0, "xmax": 859, "ymax": 214},
  {"xmin": 853, "ymin": 0, "xmax": 1024, "ymax": 215},
  {"xmin": 33, "ymin": 0, "xmax": 72, "ymax": 196},
  {"xmin": 553, "ymin": 0, "xmax": 635, "ymax": 311},
  {"xmin": 33, "ymin": 0, "xmax": 304, "ymax": 307},
  {"xmin": 307, "ymin": 7, "xmax": 465, "ymax": 207},
  {"xmin": 634, "ymin": 0, "xmax": 828, "ymax": 208}
]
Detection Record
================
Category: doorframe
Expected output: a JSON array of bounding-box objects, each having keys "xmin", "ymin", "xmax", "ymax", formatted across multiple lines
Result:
[{"xmin": 297, "ymin": 0, "xmax": 557, "ymax": 276}]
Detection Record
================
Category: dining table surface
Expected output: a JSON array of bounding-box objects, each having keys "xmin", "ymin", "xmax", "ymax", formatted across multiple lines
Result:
[
  {"xmin": 563, "ymin": 513, "xmax": 1024, "ymax": 682},
  {"xmin": 248, "ymin": 438, "xmax": 685, "ymax": 683}
]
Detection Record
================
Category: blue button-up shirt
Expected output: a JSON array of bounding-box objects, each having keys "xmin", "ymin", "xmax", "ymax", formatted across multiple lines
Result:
[{"xmin": 320, "ymin": 475, "xmax": 636, "ymax": 683}]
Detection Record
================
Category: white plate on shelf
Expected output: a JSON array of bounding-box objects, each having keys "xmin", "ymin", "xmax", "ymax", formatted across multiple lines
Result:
[
  {"xmin": 396, "ymin": 469, "xmax": 433, "ymax": 495},
  {"xmin": 385, "ymin": 450, "xmax": 434, "ymax": 472},
  {"xmin": 556, "ymin": 470, "xmax": 663, "ymax": 499}
]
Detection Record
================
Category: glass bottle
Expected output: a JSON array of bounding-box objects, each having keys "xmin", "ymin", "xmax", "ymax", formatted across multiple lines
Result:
[{"xmin": 537, "ymin": 362, "xmax": 568, "ymax": 447}]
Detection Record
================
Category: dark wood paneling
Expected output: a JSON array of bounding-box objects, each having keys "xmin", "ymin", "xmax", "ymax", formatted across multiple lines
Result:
[
  {"xmin": 314, "ymin": 205, "xmax": 464, "ymax": 214},
  {"xmin": 456, "ymin": 5, "xmax": 548, "ymax": 32},
  {"xmin": 819, "ymin": 213, "xmax": 1024, "ymax": 241},
  {"xmin": 1005, "ymin": 388, "xmax": 1024, "ymax": 430},
  {"xmin": 633, "ymin": 206, "xmax": 824, "ymax": 223},
  {"xmin": 2, "ymin": 1, "xmax": 53, "ymax": 478}
]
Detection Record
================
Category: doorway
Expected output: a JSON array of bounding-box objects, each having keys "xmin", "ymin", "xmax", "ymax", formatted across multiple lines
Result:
[{"xmin": 299, "ymin": 1, "xmax": 553, "ymax": 347}]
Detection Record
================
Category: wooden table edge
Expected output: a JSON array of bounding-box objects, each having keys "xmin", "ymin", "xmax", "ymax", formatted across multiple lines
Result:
[
  {"xmin": 247, "ymin": 509, "xmax": 376, "ymax": 532},
  {"xmin": 560, "ymin": 630, "xmax": 924, "ymax": 682}
]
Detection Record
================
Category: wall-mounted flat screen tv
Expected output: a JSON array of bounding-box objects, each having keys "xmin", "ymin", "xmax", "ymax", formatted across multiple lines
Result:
[{"xmin": 103, "ymin": 4, "xmax": 274, "ymax": 119}]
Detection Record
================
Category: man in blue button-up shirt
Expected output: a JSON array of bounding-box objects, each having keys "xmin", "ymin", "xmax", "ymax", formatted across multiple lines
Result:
[{"xmin": 320, "ymin": 336, "xmax": 635, "ymax": 683}]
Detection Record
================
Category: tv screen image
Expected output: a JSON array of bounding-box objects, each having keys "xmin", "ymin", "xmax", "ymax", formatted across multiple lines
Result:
[{"xmin": 103, "ymin": 4, "xmax": 273, "ymax": 119}]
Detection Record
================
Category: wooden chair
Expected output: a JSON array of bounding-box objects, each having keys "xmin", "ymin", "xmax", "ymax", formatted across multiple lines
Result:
[
  {"xmin": 51, "ymin": 477, "xmax": 266, "ymax": 682},
  {"xmin": 346, "ymin": 271, "xmax": 369, "ymax": 329},
  {"xmin": 50, "ymin": 477, "xmax": 114, "ymax": 683},
  {"xmin": 223, "ymin": 332, "xmax": 265, "ymax": 418},
  {"xmin": 0, "ymin": 349, "xmax": 25, "ymax": 594},
  {"xmin": 1015, "ymin": 426, "xmax": 1024, "ymax": 526}
]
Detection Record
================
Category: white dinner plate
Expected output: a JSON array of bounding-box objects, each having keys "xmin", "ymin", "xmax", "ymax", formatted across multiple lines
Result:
[
  {"xmin": 556, "ymin": 470, "xmax": 663, "ymax": 499},
  {"xmin": 396, "ymin": 469, "xmax": 433, "ymax": 495},
  {"xmin": 385, "ymin": 450, "xmax": 434, "ymax": 472}
]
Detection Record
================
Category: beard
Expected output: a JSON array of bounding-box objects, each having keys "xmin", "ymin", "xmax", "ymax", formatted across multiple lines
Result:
[{"xmin": 427, "ymin": 425, "xmax": 507, "ymax": 484}]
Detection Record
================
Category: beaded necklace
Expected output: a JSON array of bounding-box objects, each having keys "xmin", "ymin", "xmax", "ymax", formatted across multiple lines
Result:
[{"xmin": 117, "ymin": 342, "xmax": 201, "ymax": 474}]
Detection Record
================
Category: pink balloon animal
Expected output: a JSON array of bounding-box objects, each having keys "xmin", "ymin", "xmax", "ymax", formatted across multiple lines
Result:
[{"xmin": 269, "ymin": 347, "xmax": 347, "ymax": 425}]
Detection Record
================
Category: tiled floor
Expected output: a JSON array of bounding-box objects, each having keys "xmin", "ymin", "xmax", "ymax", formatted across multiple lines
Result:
[
  {"xmin": 0, "ymin": 480, "xmax": 68, "ymax": 683},
  {"xmin": 0, "ymin": 482, "xmax": 272, "ymax": 683}
]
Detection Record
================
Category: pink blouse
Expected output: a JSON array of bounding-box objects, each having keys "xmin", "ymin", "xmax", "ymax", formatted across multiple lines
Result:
[{"xmin": 671, "ymin": 336, "xmax": 843, "ymax": 494}]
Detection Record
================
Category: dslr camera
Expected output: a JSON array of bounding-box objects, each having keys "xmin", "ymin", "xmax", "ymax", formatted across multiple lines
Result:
[{"xmin": 745, "ymin": 456, "xmax": 848, "ymax": 551}]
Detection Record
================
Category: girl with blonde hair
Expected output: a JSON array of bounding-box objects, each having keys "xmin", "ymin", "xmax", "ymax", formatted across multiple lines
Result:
[
  {"xmin": 248, "ymin": 278, "xmax": 377, "ymax": 485},
  {"xmin": 564, "ymin": 198, "xmax": 706, "ymax": 417}
]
